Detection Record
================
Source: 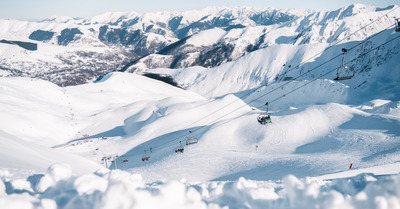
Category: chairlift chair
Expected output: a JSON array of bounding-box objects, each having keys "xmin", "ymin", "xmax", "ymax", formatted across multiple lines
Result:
[
  {"xmin": 257, "ymin": 113, "xmax": 272, "ymax": 125},
  {"xmin": 186, "ymin": 136, "xmax": 198, "ymax": 145},
  {"xmin": 334, "ymin": 48, "xmax": 355, "ymax": 81},
  {"xmin": 175, "ymin": 141, "xmax": 184, "ymax": 153},
  {"xmin": 257, "ymin": 102, "xmax": 272, "ymax": 125},
  {"xmin": 185, "ymin": 131, "xmax": 198, "ymax": 145},
  {"xmin": 142, "ymin": 150, "xmax": 150, "ymax": 161}
]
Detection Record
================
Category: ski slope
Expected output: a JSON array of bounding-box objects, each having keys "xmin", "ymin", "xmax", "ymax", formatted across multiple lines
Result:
[
  {"xmin": 1, "ymin": 4, "xmax": 400, "ymax": 209},
  {"xmin": 0, "ymin": 65, "xmax": 399, "ymax": 208},
  {"xmin": 1, "ymin": 38, "xmax": 400, "ymax": 209}
]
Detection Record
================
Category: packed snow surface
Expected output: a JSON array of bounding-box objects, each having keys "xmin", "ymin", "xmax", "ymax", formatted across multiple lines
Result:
[{"xmin": 0, "ymin": 68, "xmax": 399, "ymax": 208}]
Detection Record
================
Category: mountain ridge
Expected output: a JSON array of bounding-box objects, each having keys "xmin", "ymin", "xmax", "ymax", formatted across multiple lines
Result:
[{"xmin": 0, "ymin": 4, "xmax": 398, "ymax": 87}]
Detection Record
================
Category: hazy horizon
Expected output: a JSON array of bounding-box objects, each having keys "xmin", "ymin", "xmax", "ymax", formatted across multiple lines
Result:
[{"xmin": 1, "ymin": 0, "xmax": 398, "ymax": 21}]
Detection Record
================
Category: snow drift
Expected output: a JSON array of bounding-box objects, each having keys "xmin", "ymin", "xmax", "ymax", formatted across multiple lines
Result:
[{"xmin": 2, "ymin": 164, "xmax": 400, "ymax": 209}]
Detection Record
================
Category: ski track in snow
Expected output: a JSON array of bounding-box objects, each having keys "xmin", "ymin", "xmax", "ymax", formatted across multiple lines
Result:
[
  {"xmin": 1, "ymin": 51, "xmax": 400, "ymax": 208},
  {"xmin": 1, "ymin": 71, "xmax": 399, "ymax": 188},
  {"xmin": 1, "ymin": 62, "xmax": 400, "ymax": 209}
]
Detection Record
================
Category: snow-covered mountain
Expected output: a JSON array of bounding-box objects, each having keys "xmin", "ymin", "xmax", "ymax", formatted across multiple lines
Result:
[
  {"xmin": 0, "ymin": 6, "xmax": 303, "ymax": 86},
  {"xmin": 125, "ymin": 4, "xmax": 398, "ymax": 73},
  {"xmin": 1, "ymin": 4, "xmax": 397, "ymax": 87}
]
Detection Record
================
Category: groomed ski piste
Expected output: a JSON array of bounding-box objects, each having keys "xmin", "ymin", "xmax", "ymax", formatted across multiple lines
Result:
[{"xmin": 1, "ymin": 5, "xmax": 400, "ymax": 209}]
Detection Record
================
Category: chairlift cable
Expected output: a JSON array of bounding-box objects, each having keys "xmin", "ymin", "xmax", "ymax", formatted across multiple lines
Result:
[
  {"xmin": 278, "ymin": 6, "xmax": 400, "ymax": 81},
  {"xmin": 176, "ymin": 7, "xmax": 399, "ymax": 133},
  {"xmin": 185, "ymin": 21, "xmax": 395, "ymax": 134},
  {"xmin": 184, "ymin": 33, "xmax": 400, "ymax": 141},
  {"xmin": 128, "ymin": 29, "xmax": 400, "ymax": 158},
  {"xmin": 123, "ymin": 15, "xmax": 400, "ymax": 158}
]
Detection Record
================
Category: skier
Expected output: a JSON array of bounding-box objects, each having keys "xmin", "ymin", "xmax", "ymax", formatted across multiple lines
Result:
[
  {"xmin": 266, "ymin": 115, "xmax": 272, "ymax": 123},
  {"xmin": 258, "ymin": 116, "xmax": 263, "ymax": 124}
]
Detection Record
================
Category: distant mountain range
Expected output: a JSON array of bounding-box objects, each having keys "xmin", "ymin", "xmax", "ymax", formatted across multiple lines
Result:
[{"xmin": 0, "ymin": 4, "xmax": 398, "ymax": 86}]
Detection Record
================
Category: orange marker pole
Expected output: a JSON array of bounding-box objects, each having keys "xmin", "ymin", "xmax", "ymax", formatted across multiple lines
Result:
[{"xmin": 349, "ymin": 163, "xmax": 353, "ymax": 169}]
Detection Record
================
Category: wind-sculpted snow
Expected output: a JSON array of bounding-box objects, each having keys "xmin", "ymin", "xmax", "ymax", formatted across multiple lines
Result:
[{"xmin": 1, "ymin": 164, "xmax": 400, "ymax": 209}]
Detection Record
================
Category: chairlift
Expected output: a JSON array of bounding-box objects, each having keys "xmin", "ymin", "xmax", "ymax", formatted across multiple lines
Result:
[
  {"xmin": 142, "ymin": 150, "xmax": 150, "ymax": 161},
  {"xmin": 185, "ymin": 131, "xmax": 198, "ymax": 145},
  {"xmin": 175, "ymin": 141, "xmax": 184, "ymax": 153},
  {"xmin": 257, "ymin": 102, "xmax": 272, "ymax": 125},
  {"xmin": 257, "ymin": 113, "xmax": 272, "ymax": 125},
  {"xmin": 395, "ymin": 18, "xmax": 400, "ymax": 32},
  {"xmin": 186, "ymin": 137, "xmax": 198, "ymax": 145},
  {"xmin": 334, "ymin": 48, "xmax": 355, "ymax": 81}
]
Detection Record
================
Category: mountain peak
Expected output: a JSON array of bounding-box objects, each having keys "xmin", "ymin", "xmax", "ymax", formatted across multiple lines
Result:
[
  {"xmin": 340, "ymin": 3, "xmax": 378, "ymax": 15},
  {"xmin": 89, "ymin": 11, "xmax": 140, "ymax": 24},
  {"xmin": 40, "ymin": 16, "xmax": 78, "ymax": 23}
]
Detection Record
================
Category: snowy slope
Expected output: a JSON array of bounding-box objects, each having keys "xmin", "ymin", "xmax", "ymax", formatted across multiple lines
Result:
[
  {"xmin": 0, "ymin": 71, "xmax": 399, "ymax": 208},
  {"xmin": 0, "ymin": 68, "xmax": 399, "ymax": 208},
  {"xmin": 127, "ymin": 8, "xmax": 400, "ymax": 182},
  {"xmin": 146, "ymin": 16, "xmax": 400, "ymax": 99},
  {"xmin": 0, "ymin": 130, "xmax": 102, "ymax": 175},
  {"xmin": 2, "ymin": 70, "xmax": 398, "ymax": 182},
  {"xmin": 0, "ymin": 73, "xmax": 206, "ymax": 173},
  {"xmin": 0, "ymin": 77, "xmax": 73, "ymax": 146},
  {"xmin": 0, "ymin": 3, "xmax": 400, "ymax": 209}
]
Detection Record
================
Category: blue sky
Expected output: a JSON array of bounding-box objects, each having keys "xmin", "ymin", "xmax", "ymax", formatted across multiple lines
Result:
[{"xmin": 1, "ymin": 0, "xmax": 398, "ymax": 21}]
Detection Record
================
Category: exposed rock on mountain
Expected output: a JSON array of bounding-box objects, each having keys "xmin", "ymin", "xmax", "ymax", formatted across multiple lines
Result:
[{"xmin": 0, "ymin": 4, "xmax": 398, "ymax": 87}]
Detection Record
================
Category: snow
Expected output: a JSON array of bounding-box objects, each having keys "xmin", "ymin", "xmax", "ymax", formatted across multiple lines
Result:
[
  {"xmin": 186, "ymin": 28, "xmax": 227, "ymax": 47},
  {"xmin": 2, "ymin": 35, "xmax": 400, "ymax": 205},
  {"xmin": 89, "ymin": 11, "xmax": 138, "ymax": 24},
  {"xmin": 1, "ymin": 3, "xmax": 400, "ymax": 209},
  {"xmin": 2, "ymin": 167, "xmax": 400, "ymax": 209},
  {"xmin": 2, "ymin": 65, "xmax": 399, "ymax": 208},
  {"xmin": 0, "ymin": 129, "xmax": 102, "ymax": 175}
]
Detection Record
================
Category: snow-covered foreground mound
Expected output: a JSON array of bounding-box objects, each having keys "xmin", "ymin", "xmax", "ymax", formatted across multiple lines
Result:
[{"xmin": 2, "ymin": 163, "xmax": 400, "ymax": 209}]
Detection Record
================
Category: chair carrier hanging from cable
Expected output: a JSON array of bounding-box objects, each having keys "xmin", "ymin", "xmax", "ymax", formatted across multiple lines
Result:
[{"xmin": 334, "ymin": 48, "xmax": 355, "ymax": 81}]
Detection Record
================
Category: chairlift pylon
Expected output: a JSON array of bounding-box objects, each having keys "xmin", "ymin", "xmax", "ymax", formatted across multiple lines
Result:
[
  {"xmin": 334, "ymin": 48, "xmax": 355, "ymax": 81},
  {"xmin": 395, "ymin": 18, "xmax": 400, "ymax": 32},
  {"xmin": 257, "ymin": 102, "xmax": 272, "ymax": 125}
]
